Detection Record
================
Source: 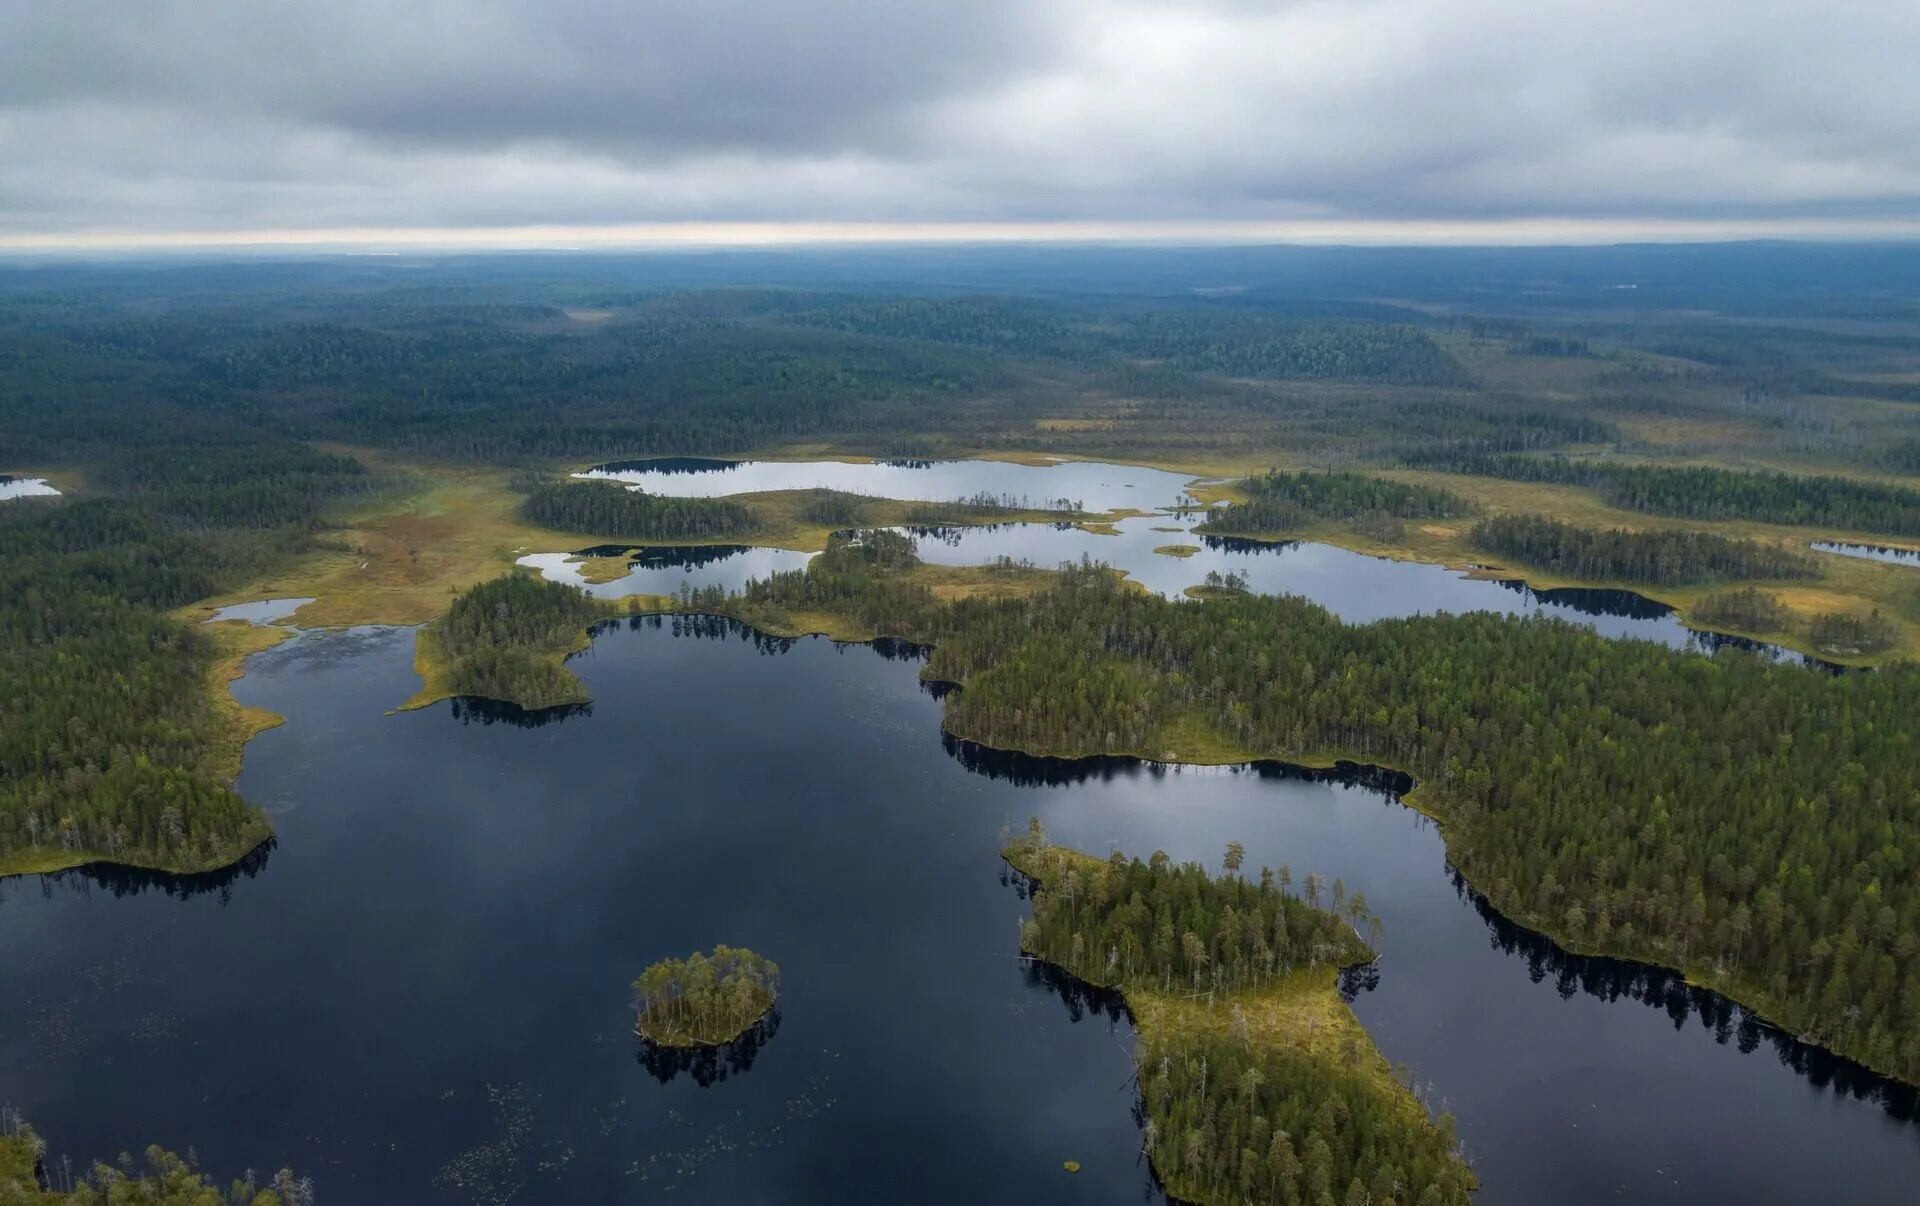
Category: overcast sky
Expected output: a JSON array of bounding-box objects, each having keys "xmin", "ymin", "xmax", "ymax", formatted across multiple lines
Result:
[{"xmin": 4, "ymin": 0, "xmax": 1919, "ymax": 247}]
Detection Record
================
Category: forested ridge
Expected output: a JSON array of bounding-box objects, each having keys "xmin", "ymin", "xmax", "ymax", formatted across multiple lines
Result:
[
  {"xmin": 1006, "ymin": 830, "xmax": 1472, "ymax": 1206},
  {"xmin": 1472, "ymin": 514, "xmax": 1819, "ymax": 585},
  {"xmin": 714, "ymin": 538, "xmax": 1920, "ymax": 1082},
  {"xmin": 1196, "ymin": 470, "xmax": 1472, "ymax": 538},
  {"xmin": 1402, "ymin": 453, "xmax": 1920, "ymax": 537}
]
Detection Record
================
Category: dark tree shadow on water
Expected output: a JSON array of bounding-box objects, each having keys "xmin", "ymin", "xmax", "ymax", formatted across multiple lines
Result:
[
  {"xmin": 635, "ymin": 1007, "xmax": 783, "ymax": 1087},
  {"xmin": 13, "ymin": 838, "xmax": 277, "ymax": 905},
  {"xmin": 1455, "ymin": 868, "xmax": 1920, "ymax": 1122},
  {"xmin": 448, "ymin": 696, "xmax": 593, "ymax": 728}
]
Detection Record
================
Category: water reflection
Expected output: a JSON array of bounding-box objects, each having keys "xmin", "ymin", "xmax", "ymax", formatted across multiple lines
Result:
[
  {"xmin": 1456, "ymin": 870, "xmax": 1919, "ymax": 1123},
  {"xmin": 1812, "ymin": 539, "xmax": 1920, "ymax": 568},
  {"xmin": 448, "ymin": 697, "xmax": 594, "ymax": 728},
  {"xmin": 0, "ymin": 475, "xmax": 62, "ymax": 500},
  {"xmin": 576, "ymin": 456, "xmax": 1203, "ymax": 513},
  {"xmin": 7, "ymin": 839, "xmax": 276, "ymax": 904},
  {"xmin": 941, "ymin": 734, "xmax": 1414, "ymax": 797},
  {"xmin": 951, "ymin": 724, "xmax": 1915, "ymax": 1130},
  {"xmin": 635, "ymin": 1008, "xmax": 783, "ymax": 1087}
]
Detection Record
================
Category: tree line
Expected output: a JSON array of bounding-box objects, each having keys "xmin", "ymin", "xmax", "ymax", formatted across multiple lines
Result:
[
  {"xmin": 1472, "ymin": 514, "xmax": 1819, "ymax": 585},
  {"xmin": 522, "ymin": 480, "xmax": 759, "ymax": 541},
  {"xmin": 1400, "ymin": 452, "xmax": 1920, "ymax": 537},
  {"xmin": 715, "ymin": 536, "xmax": 1920, "ymax": 1083},
  {"xmin": 1197, "ymin": 470, "xmax": 1472, "ymax": 538}
]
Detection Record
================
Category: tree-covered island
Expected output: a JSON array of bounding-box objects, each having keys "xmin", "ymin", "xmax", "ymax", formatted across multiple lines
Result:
[{"xmin": 633, "ymin": 946, "xmax": 782, "ymax": 1047}]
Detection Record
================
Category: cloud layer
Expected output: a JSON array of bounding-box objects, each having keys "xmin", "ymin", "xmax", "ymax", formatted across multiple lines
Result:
[{"xmin": 5, "ymin": 0, "xmax": 1919, "ymax": 242}]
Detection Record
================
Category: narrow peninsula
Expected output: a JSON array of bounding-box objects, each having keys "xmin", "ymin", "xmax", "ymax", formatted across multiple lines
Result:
[{"xmin": 1006, "ymin": 822, "xmax": 1474, "ymax": 1205}]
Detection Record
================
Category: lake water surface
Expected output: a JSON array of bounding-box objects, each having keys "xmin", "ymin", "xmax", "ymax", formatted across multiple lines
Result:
[
  {"xmin": 543, "ymin": 459, "xmax": 1824, "ymax": 663},
  {"xmin": 1814, "ymin": 539, "xmax": 1920, "ymax": 568},
  {"xmin": 1, "ymin": 621, "xmax": 1913, "ymax": 1203},
  {"xmin": 0, "ymin": 475, "xmax": 60, "ymax": 501}
]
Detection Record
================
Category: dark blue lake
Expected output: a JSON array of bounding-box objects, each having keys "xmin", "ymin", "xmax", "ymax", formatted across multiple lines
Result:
[{"xmin": 0, "ymin": 619, "xmax": 1913, "ymax": 1202}]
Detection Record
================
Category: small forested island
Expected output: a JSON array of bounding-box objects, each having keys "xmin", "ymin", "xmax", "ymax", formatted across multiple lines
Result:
[
  {"xmin": 1005, "ymin": 821, "xmax": 1473, "ymax": 1205},
  {"xmin": 633, "ymin": 946, "xmax": 782, "ymax": 1047}
]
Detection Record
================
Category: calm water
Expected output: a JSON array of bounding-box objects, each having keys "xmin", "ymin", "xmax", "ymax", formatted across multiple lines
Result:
[
  {"xmin": 517, "ymin": 547, "xmax": 814, "ymax": 599},
  {"xmin": 1, "ymin": 621, "xmax": 1913, "ymax": 1203},
  {"xmin": 1814, "ymin": 539, "xmax": 1920, "ymax": 568},
  {"xmin": 575, "ymin": 456, "xmax": 1206, "ymax": 512},
  {"xmin": 0, "ymin": 475, "xmax": 60, "ymax": 501},
  {"xmin": 520, "ymin": 516, "xmax": 1812, "ymax": 660},
  {"xmin": 204, "ymin": 597, "xmax": 317, "ymax": 625},
  {"xmin": 541, "ymin": 459, "xmax": 1824, "ymax": 662}
]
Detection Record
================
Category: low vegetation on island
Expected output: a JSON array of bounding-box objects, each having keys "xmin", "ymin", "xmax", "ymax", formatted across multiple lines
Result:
[
  {"xmin": 1006, "ymin": 823, "xmax": 1473, "ymax": 1206},
  {"xmin": 633, "ymin": 946, "xmax": 782, "ymax": 1047},
  {"xmin": 703, "ymin": 535, "xmax": 1920, "ymax": 1083}
]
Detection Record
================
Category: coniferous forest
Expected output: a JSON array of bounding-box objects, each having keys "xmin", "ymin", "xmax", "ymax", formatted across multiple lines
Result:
[
  {"xmin": 1471, "ymin": 514, "xmax": 1819, "ymax": 585},
  {"xmin": 1006, "ymin": 828, "xmax": 1472, "ymax": 1205},
  {"xmin": 427, "ymin": 574, "xmax": 613, "ymax": 709},
  {"xmin": 523, "ymin": 481, "xmax": 761, "ymax": 541},
  {"xmin": 717, "ymin": 541, "xmax": 1920, "ymax": 1082},
  {"xmin": 632, "ymin": 947, "xmax": 782, "ymax": 1047},
  {"xmin": 1198, "ymin": 470, "xmax": 1472, "ymax": 537}
]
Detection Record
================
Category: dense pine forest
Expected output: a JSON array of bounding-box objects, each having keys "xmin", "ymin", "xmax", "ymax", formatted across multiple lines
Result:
[
  {"xmin": 1006, "ymin": 829, "xmax": 1472, "ymax": 1206},
  {"xmin": 714, "ymin": 540, "xmax": 1920, "ymax": 1082},
  {"xmin": 1197, "ymin": 470, "xmax": 1472, "ymax": 538},
  {"xmin": 0, "ymin": 439, "xmax": 388, "ymax": 875},
  {"xmin": 1471, "ymin": 514, "xmax": 1819, "ymax": 585}
]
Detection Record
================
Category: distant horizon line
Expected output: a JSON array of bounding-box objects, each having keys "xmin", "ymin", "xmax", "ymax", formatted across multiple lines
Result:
[{"xmin": 5, "ymin": 216, "xmax": 1920, "ymax": 254}]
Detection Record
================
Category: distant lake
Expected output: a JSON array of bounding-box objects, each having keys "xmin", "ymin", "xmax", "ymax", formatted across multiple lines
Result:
[
  {"xmin": 0, "ymin": 621, "xmax": 1912, "ymax": 1203},
  {"xmin": 576, "ymin": 456, "xmax": 1208, "ymax": 513},
  {"xmin": 0, "ymin": 475, "xmax": 60, "ymax": 500},
  {"xmin": 1814, "ymin": 539, "xmax": 1920, "ymax": 568}
]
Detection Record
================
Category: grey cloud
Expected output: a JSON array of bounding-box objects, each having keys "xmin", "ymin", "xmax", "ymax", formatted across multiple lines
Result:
[{"xmin": 3, "ymin": 0, "xmax": 1919, "ymax": 237}]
